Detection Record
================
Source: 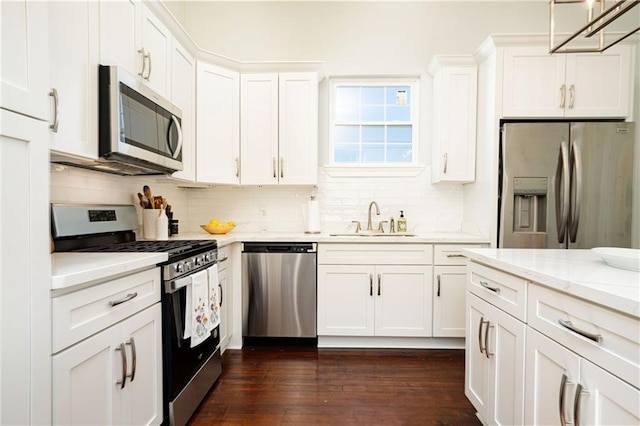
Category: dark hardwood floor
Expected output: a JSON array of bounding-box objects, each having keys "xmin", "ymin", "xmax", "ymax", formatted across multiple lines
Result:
[{"xmin": 188, "ymin": 345, "xmax": 481, "ymax": 425}]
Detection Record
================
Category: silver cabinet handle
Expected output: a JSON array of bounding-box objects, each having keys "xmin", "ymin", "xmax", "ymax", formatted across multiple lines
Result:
[
  {"xmin": 574, "ymin": 383, "xmax": 584, "ymax": 426},
  {"xmin": 479, "ymin": 280, "xmax": 500, "ymax": 293},
  {"xmin": 377, "ymin": 274, "xmax": 381, "ymax": 296},
  {"xmin": 218, "ymin": 256, "xmax": 229, "ymax": 263},
  {"xmin": 484, "ymin": 321, "xmax": 493, "ymax": 359},
  {"xmin": 569, "ymin": 140, "xmax": 582, "ymax": 243},
  {"xmin": 272, "ymin": 157, "xmax": 276, "ymax": 178},
  {"xmin": 49, "ymin": 88, "xmax": 60, "ymax": 132},
  {"xmin": 138, "ymin": 48, "xmax": 147, "ymax": 78},
  {"xmin": 478, "ymin": 316, "xmax": 486, "ymax": 354},
  {"xmin": 219, "ymin": 283, "xmax": 223, "ymax": 307},
  {"xmin": 146, "ymin": 51, "xmax": 152, "ymax": 81},
  {"xmin": 115, "ymin": 342, "xmax": 127, "ymax": 389},
  {"xmin": 568, "ymin": 84, "xmax": 575, "ymax": 109},
  {"xmin": 558, "ymin": 319, "xmax": 602, "ymax": 343},
  {"xmin": 436, "ymin": 275, "xmax": 441, "ymax": 297},
  {"xmin": 559, "ymin": 374, "xmax": 568, "ymax": 426},
  {"xmin": 126, "ymin": 338, "xmax": 137, "ymax": 382},
  {"xmin": 443, "ymin": 153, "xmax": 448, "ymax": 174},
  {"xmin": 369, "ymin": 274, "xmax": 373, "ymax": 296},
  {"xmin": 108, "ymin": 292, "xmax": 138, "ymax": 307},
  {"xmin": 555, "ymin": 140, "xmax": 570, "ymax": 244},
  {"xmin": 280, "ymin": 157, "xmax": 284, "ymax": 178},
  {"xmin": 235, "ymin": 158, "xmax": 239, "ymax": 178},
  {"xmin": 559, "ymin": 84, "xmax": 566, "ymax": 108}
]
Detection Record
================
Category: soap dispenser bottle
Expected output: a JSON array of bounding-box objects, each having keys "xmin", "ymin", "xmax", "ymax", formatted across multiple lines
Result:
[{"xmin": 397, "ymin": 210, "xmax": 407, "ymax": 232}]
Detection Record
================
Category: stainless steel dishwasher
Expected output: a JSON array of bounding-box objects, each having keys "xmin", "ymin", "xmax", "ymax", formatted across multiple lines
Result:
[{"xmin": 242, "ymin": 242, "xmax": 317, "ymax": 338}]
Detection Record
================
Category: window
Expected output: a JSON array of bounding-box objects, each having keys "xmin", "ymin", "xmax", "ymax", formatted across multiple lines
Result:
[{"xmin": 330, "ymin": 78, "xmax": 419, "ymax": 166}]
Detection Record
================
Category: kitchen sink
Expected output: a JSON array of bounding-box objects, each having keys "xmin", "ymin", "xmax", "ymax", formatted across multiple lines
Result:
[{"xmin": 329, "ymin": 231, "xmax": 417, "ymax": 237}]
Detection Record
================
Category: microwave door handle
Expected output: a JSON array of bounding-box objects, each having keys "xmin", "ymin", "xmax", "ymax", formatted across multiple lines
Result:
[
  {"xmin": 167, "ymin": 115, "xmax": 183, "ymax": 159},
  {"xmin": 555, "ymin": 140, "xmax": 570, "ymax": 244},
  {"xmin": 569, "ymin": 140, "xmax": 582, "ymax": 243}
]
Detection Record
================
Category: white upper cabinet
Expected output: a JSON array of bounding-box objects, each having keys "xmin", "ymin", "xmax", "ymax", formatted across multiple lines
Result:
[
  {"xmin": 99, "ymin": 0, "xmax": 141, "ymax": 77},
  {"xmin": 1, "ymin": 0, "xmax": 50, "ymax": 121},
  {"xmin": 428, "ymin": 56, "xmax": 477, "ymax": 183},
  {"xmin": 140, "ymin": 5, "xmax": 172, "ymax": 97},
  {"xmin": 170, "ymin": 43, "xmax": 196, "ymax": 182},
  {"xmin": 502, "ymin": 45, "xmax": 633, "ymax": 118},
  {"xmin": 240, "ymin": 72, "xmax": 318, "ymax": 185},
  {"xmin": 197, "ymin": 63, "xmax": 240, "ymax": 184},
  {"xmin": 48, "ymin": 0, "xmax": 99, "ymax": 160}
]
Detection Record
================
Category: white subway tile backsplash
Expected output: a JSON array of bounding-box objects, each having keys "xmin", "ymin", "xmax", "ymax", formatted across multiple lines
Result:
[{"xmin": 51, "ymin": 165, "xmax": 465, "ymax": 236}]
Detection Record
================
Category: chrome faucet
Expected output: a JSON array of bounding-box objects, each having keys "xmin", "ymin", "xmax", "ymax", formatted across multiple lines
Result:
[{"xmin": 367, "ymin": 201, "xmax": 380, "ymax": 231}]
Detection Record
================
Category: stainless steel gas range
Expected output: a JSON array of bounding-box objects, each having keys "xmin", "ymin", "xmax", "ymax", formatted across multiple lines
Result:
[{"xmin": 51, "ymin": 204, "xmax": 221, "ymax": 426}]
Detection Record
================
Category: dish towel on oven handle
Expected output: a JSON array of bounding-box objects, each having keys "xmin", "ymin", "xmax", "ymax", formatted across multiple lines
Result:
[
  {"xmin": 207, "ymin": 264, "xmax": 221, "ymax": 331},
  {"xmin": 185, "ymin": 269, "xmax": 211, "ymax": 348}
]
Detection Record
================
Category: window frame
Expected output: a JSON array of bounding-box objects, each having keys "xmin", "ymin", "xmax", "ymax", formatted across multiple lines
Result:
[{"xmin": 327, "ymin": 77, "xmax": 421, "ymax": 175}]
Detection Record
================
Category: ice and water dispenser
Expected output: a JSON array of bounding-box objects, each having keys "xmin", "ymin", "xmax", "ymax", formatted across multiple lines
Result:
[{"xmin": 512, "ymin": 177, "xmax": 547, "ymax": 233}]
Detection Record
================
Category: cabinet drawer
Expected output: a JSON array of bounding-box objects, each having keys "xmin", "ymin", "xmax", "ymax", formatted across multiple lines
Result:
[
  {"xmin": 434, "ymin": 244, "xmax": 485, "ymax": 265},
  {"xmin": 528, "ymin": 283, "xmax": 640, "ymax": 389},
  {"xmin": 468, "ymin": 261, "xmax": 527, "ymax": 321},
  {"xmin": 217, "ymin": 245, "xmax": 230, "ymax": 272},
  {"xmin": 318, "ymin": 244, "xmax": 432, "ymax": 265},
  {"xmin": 52, "ymin": 268, "xmax": 161, "ymax": 353}
]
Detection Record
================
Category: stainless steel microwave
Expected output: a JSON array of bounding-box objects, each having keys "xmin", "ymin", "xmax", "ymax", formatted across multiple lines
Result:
[{"xmin": 96, "ymin": 65, "xmax": 183, "ymax": 175}]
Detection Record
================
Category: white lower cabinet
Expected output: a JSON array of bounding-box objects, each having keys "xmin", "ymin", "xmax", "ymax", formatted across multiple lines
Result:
[
  {"xmin": 53, "ymin": 303, "xmax": 162, "ymax": 425},
  {"xmin": 465, "ymin": 292, "xmax": 526, "ymax": 426},
  {"xmin": 217, "ymin": 245, "xmax": 233, "ymax": 351},
  {"xmin": 317, "ymin": 244, "xmax": 432, "ymax": 338},
  {"xmin": 525, "ymin": 327, "xmax": 640, "ymax": 425}
]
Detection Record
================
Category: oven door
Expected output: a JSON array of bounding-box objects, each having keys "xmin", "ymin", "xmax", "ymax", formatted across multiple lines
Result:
[{"xmin": 162, "ymin": 274, "xmax": 220, "ymax": 401}]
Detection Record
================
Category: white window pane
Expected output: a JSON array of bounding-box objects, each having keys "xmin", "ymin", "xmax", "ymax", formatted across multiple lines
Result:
[
  {"xmin": 335, "ymin": 106, "xmax": 359, "ymax": 122},
  {"xmin": 362, "ymin": 126, "xmax": 384, "ymax": 142},
  {"xmin": 387, "ymin": 106, "xmax": 410, "ymax": 121},
  {"xmin": 336, "ymin": 87, "xmax": 359, "ymax": 105},
  {"xmin": 335, "ymin": 145, "xmax": 360, "ymax": 163},
  {"xmin": 334, "ymin": 125, "xmax": 360, "ymax": 143},
  {"xmin": 361, "ymin": 87, "xmax": 384, "ymax": 105},
  {"xmin": 387, "ymin": 145, "xmax": 413, "ymax": 162},
  {"xmin": 361, "ymin": 106, "xmax": 384, "ymax": 122},
  {"xmin": 387, "ymin": 126, "xmax": 412, "ymax": 143},
  {"xmin": 386, "ymin": 86, "xmax": 411, "ymax": 105},
  {"xmin": 361, "ymin": 145, "xmax": 384, "ymax": 163}
]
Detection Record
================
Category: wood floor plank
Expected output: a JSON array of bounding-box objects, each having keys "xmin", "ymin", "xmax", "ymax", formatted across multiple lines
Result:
[{"xmin": 188, "ymin": 346, "xmax": 480, "ymax": 425}]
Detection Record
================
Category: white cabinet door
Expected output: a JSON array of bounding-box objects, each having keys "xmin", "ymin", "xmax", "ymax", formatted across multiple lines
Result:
[
  {"xmin": 579, "ymin": 358, "xmax": 640, "ymax": 425},
  {"xmin": 278, "ymin": 72, "xmax": 318, "ymax": 185},
  {"xmin": 0, "ymin": 0, "xmax": 50, "ymax": 121},
  {"xmin": 53, "ymin": 304, "xmax": 162, "ymax": 426},
  {"xmin": 48, "ymin": 0, "xmax": 99, "ymax": 160},
  {"xmin": 121, "ymin": 304, "xmax": 162, "ymax": 426},
  {"xmin": 52, "ymin": 324, "xmax": 121, "ymax": 425},
  {"xmin": 466, "ymin": 293, "xmax": 490, "ymax": 417},
  {"xmin": 140, "ymin": 5, "xmax": 171, "ymax": 97},
  {"xmin": 374, "ymin": 265, "xmax": 432, "ymax": 337},
  {"xmin": 429, "ymin": 57, "xmax": 477, "ymax": 183},
  {"xmin": 197, "ymin": 63, "xmax": 240, "ymax": 184},
  {"xmin": 525, "ymin": 328, "xmax": 581, "ymax": 426},
  {"xmin": 99, "ymin": 0, "xmax": 141, "ymax": 78},
  {"xmin": 433, "ymin": 266, "xmax": 466, "ymax": 337},
  {"xmin": 1, "ymin": 110, "xmax": 51, "ymax": 426},
  {"xmin": 240, "ymin": 73, "xmax": 279, "ymax": 185},
  {"xmin": 502, "ymin": 47, "xmax": 566, "ymax": 118},
  {"xmin": 564, "ymin": 47, "xmax": 632, "ymax": 118},
  {"xmin": 317, "ymin": 265, "xmax": 374, "ymax": 336},
  {"xmin": 170, "ymin": 42, "xmax": 196, "ymax": 182}
]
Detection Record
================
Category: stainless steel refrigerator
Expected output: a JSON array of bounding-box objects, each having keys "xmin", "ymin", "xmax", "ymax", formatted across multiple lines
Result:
[{"xmin": 498, "ymin": 121, "xmax": 635, "ymax": 249}]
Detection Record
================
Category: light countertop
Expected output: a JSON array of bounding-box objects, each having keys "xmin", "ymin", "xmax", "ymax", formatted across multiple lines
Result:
[
  {"xmin": 464, "ymin": 248, "xmax": 640, "ymax": 318},
  {"xmin": 51, "ymin": 252, "xmax": 167, "ymax": 291}
]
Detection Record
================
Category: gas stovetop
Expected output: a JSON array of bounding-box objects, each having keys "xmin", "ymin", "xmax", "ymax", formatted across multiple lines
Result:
[{"xmin": 77, "ymin": 239, "xmax": 216, "ymax": 256}]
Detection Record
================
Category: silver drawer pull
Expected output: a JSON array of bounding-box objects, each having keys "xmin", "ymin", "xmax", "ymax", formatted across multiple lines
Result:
[
  {"xmin": 446, "ymin": 254, "xmax": 466, "ymax": 258},
  {"xmin": 479, "ymin": 280, "xmax": 501, "ymax": 293},
  {"xmin": 126, "ymin": 338, "xmax": 137, "ymax": 382},
  {"xmin": 108, "ymin": 292, "xmax": 138, "ymax": 307},
  {"xmin": 218, "ymin": 256, "xmax": 229, "ymax": 263},
  {"xmin": 115, "ymin": 343, "xmax": 127, "ymax": 389},
  {"xmin": 558, "ymin": 319, "xmax": 602, "ymax": 343}
]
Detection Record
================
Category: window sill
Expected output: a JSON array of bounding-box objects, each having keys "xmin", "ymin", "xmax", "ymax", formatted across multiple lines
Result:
[{"xmin": 322, "ymin": 165, "xmax": 426, "ymax": 178}]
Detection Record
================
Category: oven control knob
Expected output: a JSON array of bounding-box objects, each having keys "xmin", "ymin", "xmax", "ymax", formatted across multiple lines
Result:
[{"xmin": 175, "ymin": 263, "xmax": 184, "ymax": 273}]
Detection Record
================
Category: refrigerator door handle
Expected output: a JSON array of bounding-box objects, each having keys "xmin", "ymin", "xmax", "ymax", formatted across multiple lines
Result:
[
  {"xmin": 555, "ymin": 140, "xmax": 570, "ymax": 244},
  {"xmin": 569, "ymin": 140, "xmax": 582, "ymax": 243}
]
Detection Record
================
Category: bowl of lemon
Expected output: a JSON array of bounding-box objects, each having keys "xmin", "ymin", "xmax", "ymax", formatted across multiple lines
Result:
[{"xmin": 201, "ymin": 219, "xmax": 236, "ymax": 235}]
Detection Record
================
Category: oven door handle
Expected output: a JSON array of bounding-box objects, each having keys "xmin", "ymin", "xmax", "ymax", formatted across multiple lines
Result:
[{"xmin": 165, "ymin": 275, "xmax": 192, "ymax": 294}]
